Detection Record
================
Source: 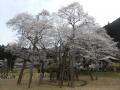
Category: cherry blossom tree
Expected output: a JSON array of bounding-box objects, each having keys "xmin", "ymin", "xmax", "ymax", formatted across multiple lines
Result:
[
  {"xmin": 57, "ymin": 2, "xmax": 119, "ymax": 87},
  {"xmin": 7, "ymin": 10, "xmax": 53, "ymax": 88},
  {"xmin": 6, "ymin": 2, "xmax": 119, "ymax": 88}
]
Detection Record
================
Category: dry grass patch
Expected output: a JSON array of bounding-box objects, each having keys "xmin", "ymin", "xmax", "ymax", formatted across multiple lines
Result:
[{"xmin": 0, "ymin": 73, "xmax": 120, "ymax": 90}]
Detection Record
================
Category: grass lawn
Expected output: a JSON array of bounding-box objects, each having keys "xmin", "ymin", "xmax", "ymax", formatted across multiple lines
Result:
[{"xmin": 0, "ymin": 72, "xmax": 120, "ymax": 90}]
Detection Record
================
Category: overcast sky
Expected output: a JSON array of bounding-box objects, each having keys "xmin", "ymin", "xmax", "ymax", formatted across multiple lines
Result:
[{"xmin": 0, "ymin": 0, "xmax": 120, "ymax": 45}]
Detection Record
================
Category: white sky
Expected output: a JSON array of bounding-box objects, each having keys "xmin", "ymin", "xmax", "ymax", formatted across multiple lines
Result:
[{"xmin": 0, "ymin": 0, "xmax": 120, "ymax": 45}]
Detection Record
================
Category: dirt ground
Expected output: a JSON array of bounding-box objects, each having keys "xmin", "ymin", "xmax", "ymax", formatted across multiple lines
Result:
[{"xmin": 0, "ymin": 73, "xmax": 120, "ymax": 90}]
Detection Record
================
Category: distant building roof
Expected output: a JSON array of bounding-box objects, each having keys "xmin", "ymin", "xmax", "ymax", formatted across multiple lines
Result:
[{"xmin": 99, "ymin": 56, "xmax": 120, "ymax": 63}]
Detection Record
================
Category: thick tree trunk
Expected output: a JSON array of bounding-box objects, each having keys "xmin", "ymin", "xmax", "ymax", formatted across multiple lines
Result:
[
  {"xmin": 56, "ymin": 70, "xmax": 60, "ymax": 80},
  {"xmin": 58, "ymin": 46, "xmax": 63, "ymax": 87},
  {"xmin": 28, "ymin": 63, "xmax": 34, "ymax": 88},
  {"xmin": 38, "ymin": 72, "xmax": 44, "ymax": 84},
  {"xmin": 17, "ymin": 60, "xmax": 26, "ymax": 84},
  {"xmin": 70, "ymin": 55, "xmax": 74, "ymax": 87},
  {"xmin": 95, "ymin": 73, "xmax": 98, "ymax": 80},
  {"xmin": 67, "ymin": 69, "xmax": 70, "ymax": 86},
  {"xmin": 38, "ymin": 61, "xmax": 44, "ymax": 85},
  {"xmin": 87, "ymin": 67, "xmax": 94, "ymax": 80},
  {"xmin": 94, "ymin": 69, "xmax": 98, "ymax": 80},
  {"xmin": 75, "ymin": 69, "xmax": 79, "ymax": 81},
  {"xmin": 59, "ymin": 65, "xmax": 63, "ymax": 88}
]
